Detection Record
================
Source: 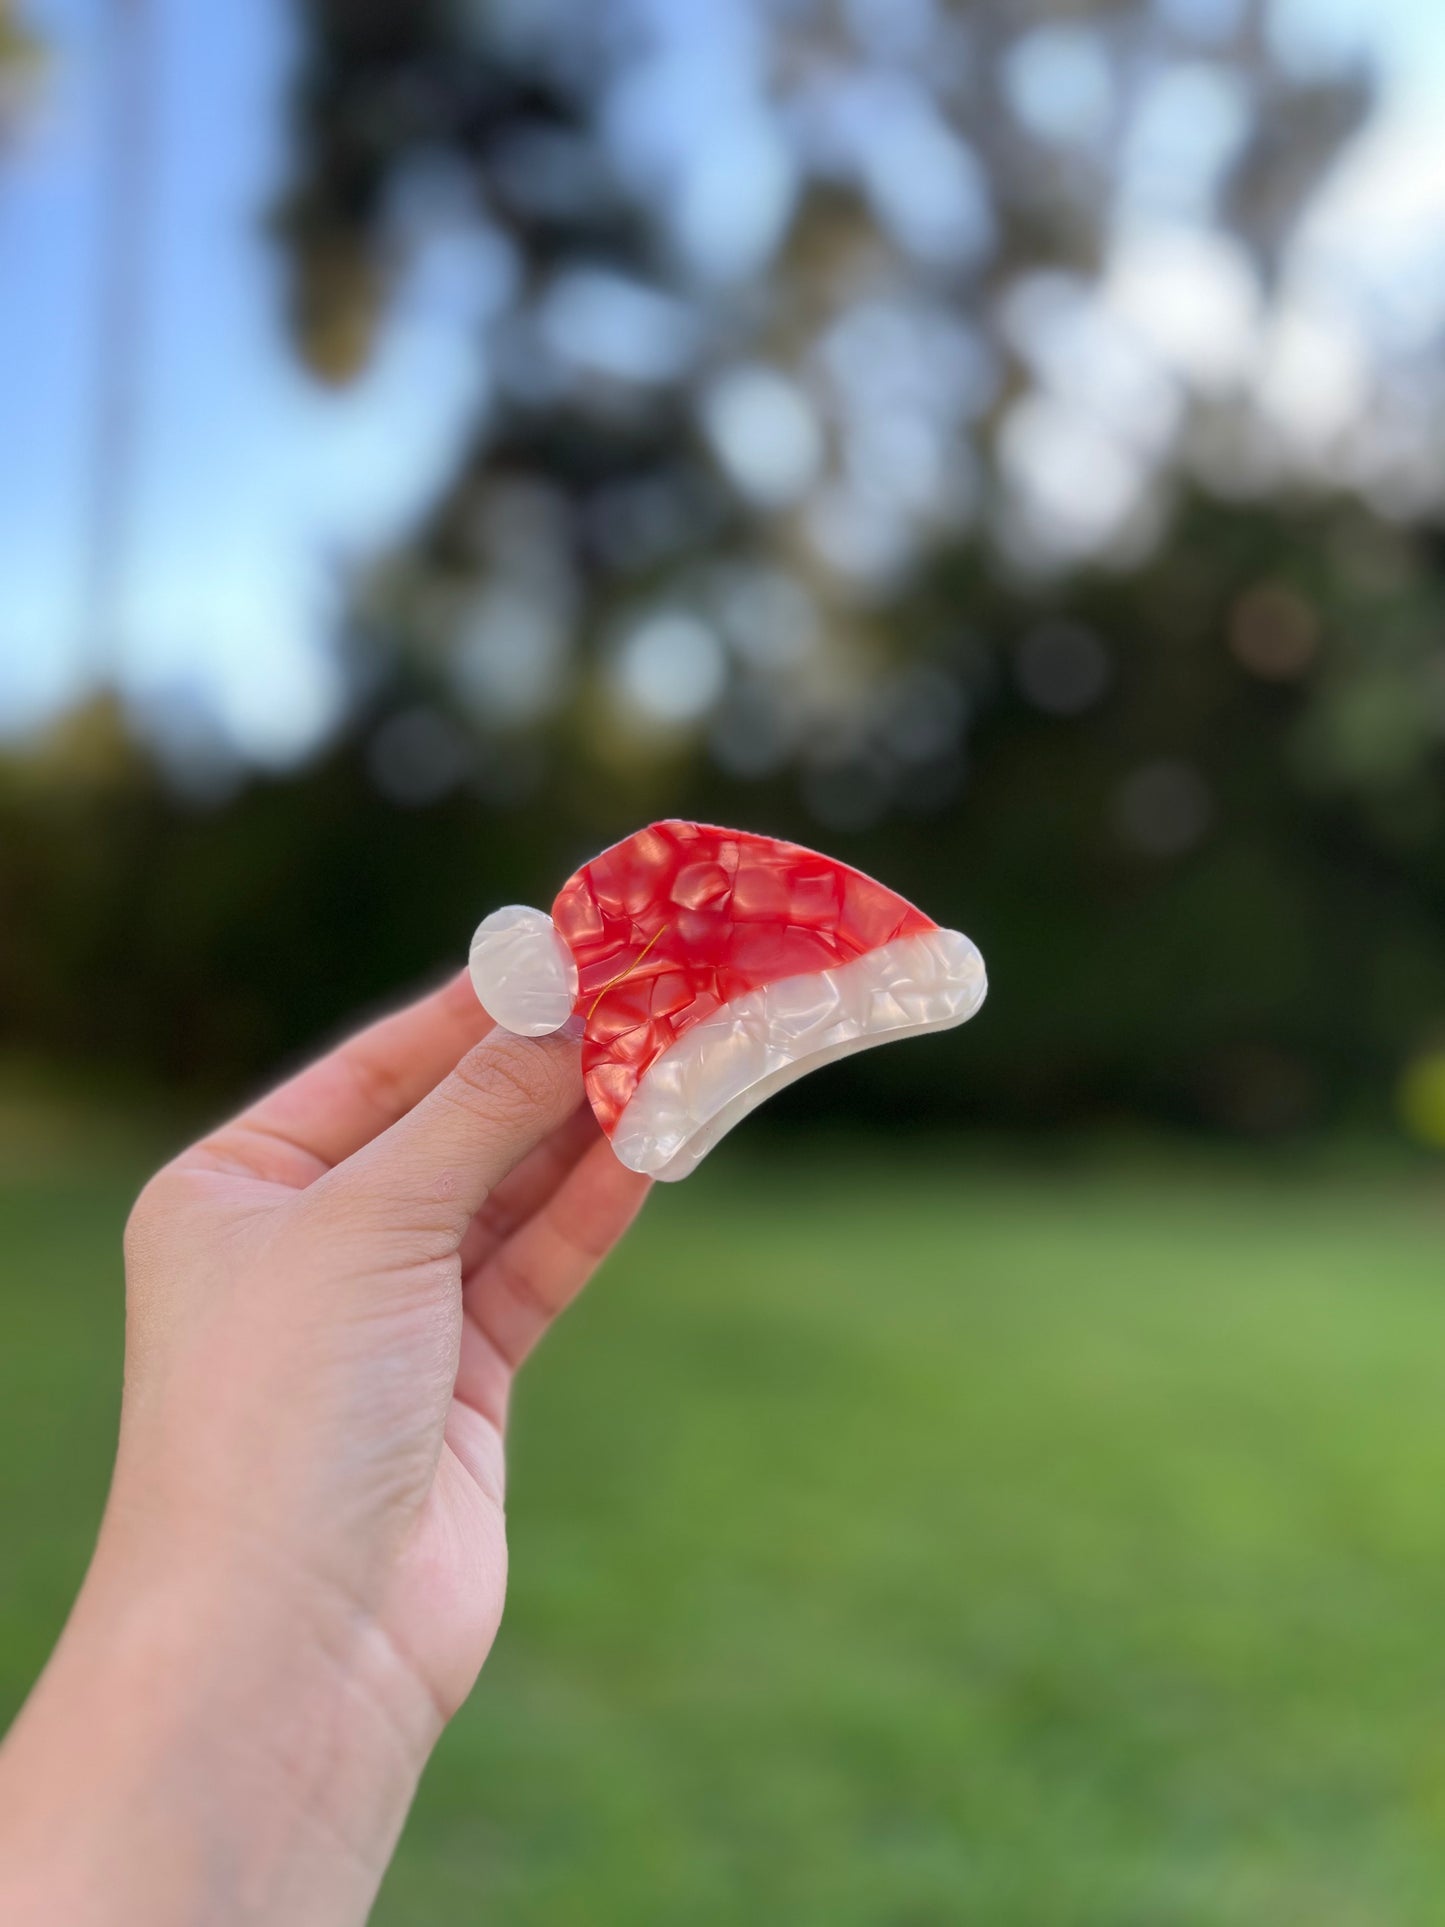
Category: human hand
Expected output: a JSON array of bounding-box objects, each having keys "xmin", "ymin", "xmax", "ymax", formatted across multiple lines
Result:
[{"xmin": 0, "ymin": 971, "xmax": 649, "ymax": 1925}]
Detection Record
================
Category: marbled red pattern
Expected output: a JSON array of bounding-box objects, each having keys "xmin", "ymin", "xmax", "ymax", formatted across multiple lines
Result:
[{"xmin": 551, "ymin": 820, "xmax": 936, "ymax": 1135}]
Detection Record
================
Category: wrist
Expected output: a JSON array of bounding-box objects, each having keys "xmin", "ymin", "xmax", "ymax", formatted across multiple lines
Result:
[{"xmin": 0, "ymin": 1514, "xmax": 438, "ymax": 1927}]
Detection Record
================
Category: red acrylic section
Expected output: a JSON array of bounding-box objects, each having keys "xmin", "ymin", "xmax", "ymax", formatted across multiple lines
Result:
[{"xmin": 551, "ymin": 820, "xmax": 936, "ymax": 1135}]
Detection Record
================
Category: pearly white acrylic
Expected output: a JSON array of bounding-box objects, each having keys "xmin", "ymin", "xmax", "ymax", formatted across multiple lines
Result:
[
  {"xmin": 611, "ymin": 926, "xmax": 986, "ymax": 1182},
  {"xmin": 469, "ymin": 904, "xmax": 578, "ymax": 1037}
]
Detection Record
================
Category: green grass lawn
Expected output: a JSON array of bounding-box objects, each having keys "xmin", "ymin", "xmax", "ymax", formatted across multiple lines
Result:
[{"xmin": 5, "ymin": 1141, "xmax": 1445, "ymax": 1923}]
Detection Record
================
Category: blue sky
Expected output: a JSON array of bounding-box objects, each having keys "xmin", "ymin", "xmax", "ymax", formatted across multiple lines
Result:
[
  {"xmin": 1, "ymin": 0, "xmax": 494, "ymax": 760},
  {"xmin": 1, "ymin": 0, "xmax": 1443, "ymax": 762}
]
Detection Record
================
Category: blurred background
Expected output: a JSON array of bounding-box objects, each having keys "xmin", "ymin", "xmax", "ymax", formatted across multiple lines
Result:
[{"xmin": 6, "ymin": 0, "xmax": 1445, "ymax": 1919}]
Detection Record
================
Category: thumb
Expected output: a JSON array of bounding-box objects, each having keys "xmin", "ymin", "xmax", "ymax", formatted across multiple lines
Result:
[{"xmin": 325, "ymin": 1027, "xmax": 585, "ymax": 1236}]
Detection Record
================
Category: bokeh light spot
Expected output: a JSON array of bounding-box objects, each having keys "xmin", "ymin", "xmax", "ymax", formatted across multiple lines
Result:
[
  {"xmin": 1227, "ymin": 582, "xmax": 1320, "ymax": 680},
  {"xmin": 1016, "ymin": 622, "xmax": 1112, "ymax": 715},
  {"xmin": 1112, "ymin": 759, "xmax": 1214, "ymax": 856},
  {"xmin": 702, "ymin": 365, "xmax": 823, "ymax": 510},
  {"xmin": 611, "ymin": 610, "xmax": 727, "ymax": 728}
]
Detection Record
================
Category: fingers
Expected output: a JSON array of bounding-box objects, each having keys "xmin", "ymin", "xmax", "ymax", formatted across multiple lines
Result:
[
  {"xmin": 459, "ymin": 1135, "xmax": 651, "ymax": 1387},
  {"xmin": 456, "ymin": 1105, "xmax": 601, "ymax": 1279},
  {"xmin": 329, "ymin": 1028, "xmax": 585, "ymax": 1233},
  {"xmin": 193, "ymin": 970, "xmax": 493, "ymax": 1184}
]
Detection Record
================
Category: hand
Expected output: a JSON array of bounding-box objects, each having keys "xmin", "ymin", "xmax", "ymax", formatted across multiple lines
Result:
[{"xmin": 0, "ymin": 971, "xmax": 650, "ymax": 1925}]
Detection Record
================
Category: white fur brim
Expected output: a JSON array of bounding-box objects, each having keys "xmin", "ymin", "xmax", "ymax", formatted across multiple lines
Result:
[{"xmin": 608, "ymin": 927, "xmax": 986, "ymax": 1181}]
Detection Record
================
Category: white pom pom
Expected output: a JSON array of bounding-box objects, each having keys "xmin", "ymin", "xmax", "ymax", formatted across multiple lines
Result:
[{"xmin": 468, "ymin": 905, "xmax": 578, "ymax": 1037}]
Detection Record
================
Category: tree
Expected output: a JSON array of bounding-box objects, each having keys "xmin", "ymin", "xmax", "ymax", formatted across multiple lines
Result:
[
  {"xmin": 9, "ymin": 0, "xmax": 1444, "ymax": 1142},
  {"xmin": 271, "ymin": 0, "xmax": 1373, "ymax": 817}
]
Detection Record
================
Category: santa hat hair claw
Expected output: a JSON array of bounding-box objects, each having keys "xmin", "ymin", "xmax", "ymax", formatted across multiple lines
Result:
[{"xmin": 468, "ymin": 820, "xmax": 986, "ymax": 1181}]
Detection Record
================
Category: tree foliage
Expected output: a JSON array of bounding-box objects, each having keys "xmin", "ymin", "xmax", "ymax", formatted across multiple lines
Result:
[{"xmin": 7, "ymin": 0, "xmax": 1445, "ymax": 1141}]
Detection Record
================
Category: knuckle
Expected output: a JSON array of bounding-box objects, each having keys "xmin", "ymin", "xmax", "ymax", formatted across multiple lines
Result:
[
  {"xmin": 344, "ymin": 1041, "xmax": 410, "ymax": 1119},
  {"xmin": 456, "ymin": 1034, "xmax": 577, "ymax": 1120}
]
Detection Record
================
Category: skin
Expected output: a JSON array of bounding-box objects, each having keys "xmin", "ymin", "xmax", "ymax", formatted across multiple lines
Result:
[{"xmin": 0, "ymin": 971, "xmax": 650, "ymax": 1925}]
